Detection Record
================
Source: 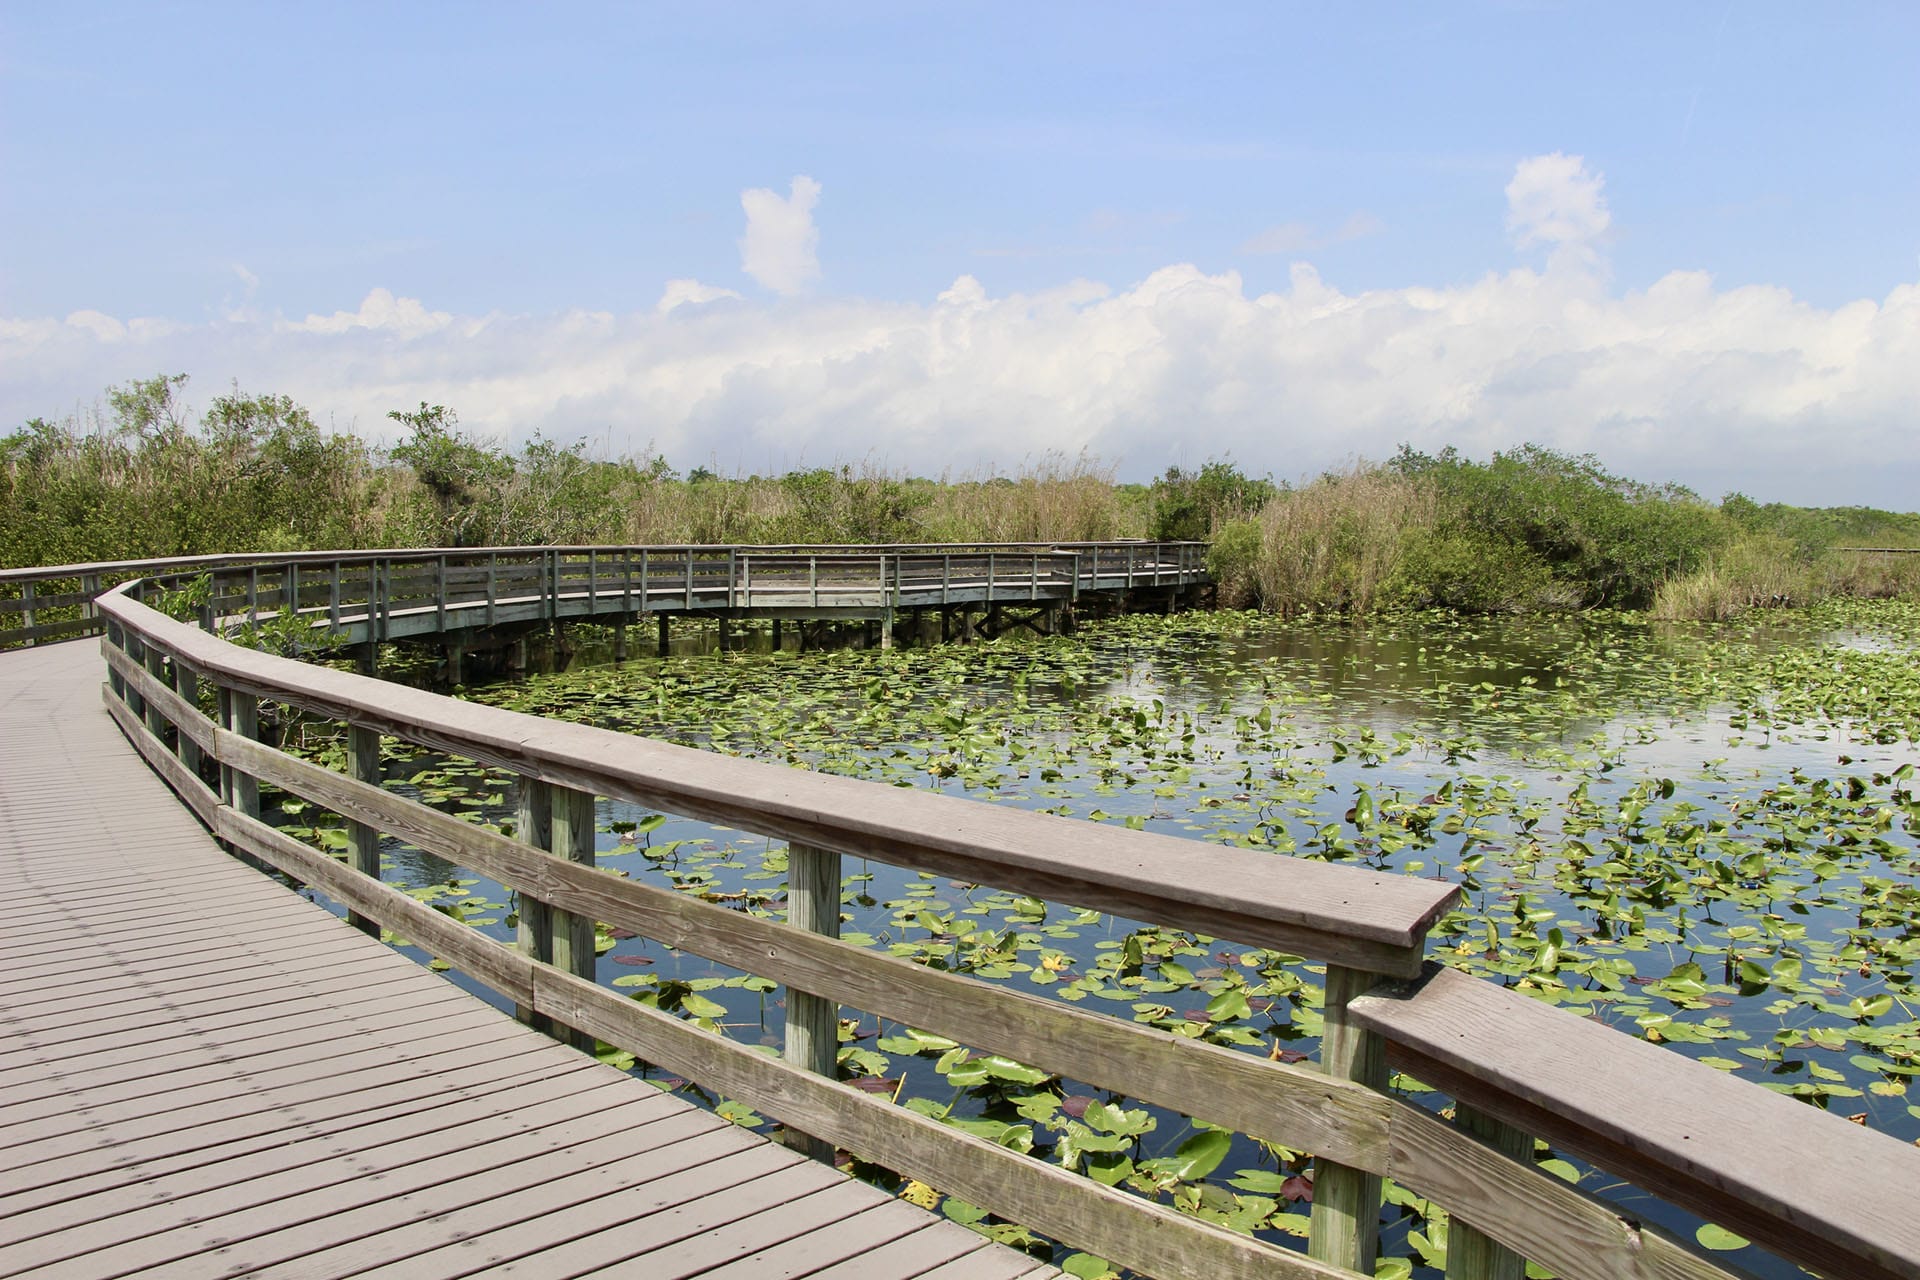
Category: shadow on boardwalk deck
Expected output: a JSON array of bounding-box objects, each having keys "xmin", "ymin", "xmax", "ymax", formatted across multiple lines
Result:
[{"xmin": 0, "ymin": 642, "xmax": 1057, "ymax": 1280}]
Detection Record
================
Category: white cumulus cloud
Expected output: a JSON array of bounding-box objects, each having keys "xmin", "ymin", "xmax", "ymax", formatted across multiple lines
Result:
[
  {"xmin": 1506, "ymin": 152, "xmax": 1611, "ymax": 250},
  {"xmin": 657, "ymin": 279, "xmax": 744, "ymax": 314},
  {"xmin": 3, "ymin": 156, "xmax": 1915, "ymax": 508},
  {"xmin": 285, "ymin": 288, "xmax": 454, "ymax": 338},
  {"xmin": 739, "ymin": 175, "xmax": 822, "ymax": 295}
]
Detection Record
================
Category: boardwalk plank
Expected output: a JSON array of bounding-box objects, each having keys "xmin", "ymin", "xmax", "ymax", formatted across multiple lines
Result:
[
  {"xmin": 799, "ymin": 1227, "xmax": 1004, "ymax": 1279},
  {"xmin": 486, "ymin": 1170, "xmax": 857, "ymax": 1277},
  {"xmin": 198, "ymin": 1120, "xmax": 771, "ymax": 1280},
  {"xmin": 0, "ymin": 1024, "xmax": 621, "ymax": 1160},
  {"xmin": 689, "ymin": 1199, "xmax": 963, "ymax": 1279},
  {"xmin": 0, "ymin": 911, "xmax": 359, "ymax": 975},
  {"xmin": 0, "ymin": 1091, "xmax": 678, "ymax": 1276},
  {"xmin": 0, "ymin": 968, "xmax": 446, "ymax": 1070},
  {"xmin": 0, "ymin": 933, "xmax": 398, "ymax": 1011},
  {"xmin": 0, "ymin": 949, "xmax": 414, "ymax": 1032},
  {"xmin": 0, "ymin": 991, "xmax": 501, "ymax": 1092},
  {"xmin": 335, "ymin": 1141, "xmax": 804, "ymax": 1280},
  {"xmin": 0, "ymin": 995, "xmax": 553, "ymax": 1130},
  {"xmin": 0, "ymin": 1002, "xmax": 515, "ymax": 1109},
  {"xmin": 567, "ymin": 1187, "xmax": 902, "ymax": 1278},
  {"xmin": 0, "ymin": 1047, "xmax": 575, "ymax": 1220}
]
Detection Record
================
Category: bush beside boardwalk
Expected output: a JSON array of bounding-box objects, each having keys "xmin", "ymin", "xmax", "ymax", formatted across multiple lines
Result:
[{"xmin": 4, "ymin": 373, "xmax": 1917, "ymax": 620}]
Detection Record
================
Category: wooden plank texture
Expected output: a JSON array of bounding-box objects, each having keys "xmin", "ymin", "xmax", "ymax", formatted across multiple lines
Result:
[
  {"xmin": 0, "ymin": 640, "xmax": 1055, "ymax": 1280},
  {"xmin": 1354, "ymin": 964, "xmax": 1920, "ymax": 1280}
]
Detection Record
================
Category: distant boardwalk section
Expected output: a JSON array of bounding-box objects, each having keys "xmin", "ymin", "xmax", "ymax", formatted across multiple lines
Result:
[{"xmin": 0, "ymin": 642, "xmax": 1054, "ymax": 1279}]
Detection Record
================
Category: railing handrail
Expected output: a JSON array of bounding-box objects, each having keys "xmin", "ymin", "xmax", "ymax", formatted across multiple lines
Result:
[
  {"xmin": 1351, "ymin": 964, "xmax": 1920, "ymax": 1280},
  {"xmin": 99, "ymin": 584, "xmax": 1457, "ymax": 966}
]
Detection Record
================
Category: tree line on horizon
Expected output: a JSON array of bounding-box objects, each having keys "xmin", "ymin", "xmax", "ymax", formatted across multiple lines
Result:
[{"xmin": 4, "ymin": 374, "xmax": 1916, "ymax": 621}]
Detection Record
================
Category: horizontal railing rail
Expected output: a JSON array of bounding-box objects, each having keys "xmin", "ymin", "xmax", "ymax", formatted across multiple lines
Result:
[{"xmin": 67, "ymin": 549, "xmax": 1920, "ymax": 1280}]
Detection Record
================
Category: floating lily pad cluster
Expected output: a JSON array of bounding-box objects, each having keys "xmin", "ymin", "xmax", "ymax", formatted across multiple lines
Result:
[{"xmin": 266, "ymin": 599, "xmax": 1919, "ymax": 1278}]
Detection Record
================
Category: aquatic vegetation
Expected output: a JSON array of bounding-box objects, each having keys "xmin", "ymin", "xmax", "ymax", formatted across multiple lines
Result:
[{"xmin": 265, "ymin": 602, "xmax": 1920, "ymax": 1276}]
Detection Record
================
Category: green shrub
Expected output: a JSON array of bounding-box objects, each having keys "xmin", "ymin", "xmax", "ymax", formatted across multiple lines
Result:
[
  {"xmin": 1206, "ymin": 519, "xmax": 1262, "ymax": 607},
  {"xmin": 1150, "ymin": 460, "xmax": 1275, "ymax": 542}
]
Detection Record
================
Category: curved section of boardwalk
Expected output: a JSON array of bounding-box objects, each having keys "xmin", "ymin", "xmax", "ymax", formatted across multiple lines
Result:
[{"xmin": 0, "ymin": 642, "xmax": 1055, "ymax": 1280}]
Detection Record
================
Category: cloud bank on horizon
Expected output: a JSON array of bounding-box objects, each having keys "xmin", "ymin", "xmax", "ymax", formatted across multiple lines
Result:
[{"xmin": 4, "ymin": 153, "xmax": 1915, "ymax": 508}]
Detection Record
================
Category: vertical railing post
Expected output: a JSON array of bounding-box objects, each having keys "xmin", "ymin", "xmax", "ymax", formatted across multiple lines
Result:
[
  {"xmin": 173, "ymin": 659, "xmax": 203, "ymax": 779},
  {"xmin": 784, "ymin": 841, "xmax": 842, "ymax": 1162},
  {"xmin": 142, "ymin": 640, "xmax": 169, "ymax": 739},
  {"xmin": 1309, "ymin": 964, "xmax": 1388, "ymax": 1272},
  {"xmin": 220, "ymin": 688, "xmax": 260, "ymax": 821},
  {"xmin": 20, "ymin": 580, "xmax": 36, "ymax": 636},
  {"xmin": 588, "ymin": 548, "xmax": 599, "ymax": 613},
  {"xmin": 809, "ymin": 555, "xmax": 818, "ymax": 608},
  {"xmin": 345, "ymin": 723, "xmax": 383, "ymax": 937},
  {"xmin": 636, "ymin": 549, "xmax": 648, "ymax": 613},
  {"xmin": 515, "ymin": 779, "xmax": 554, "ymax": 1032},
  {"xmin": 246, "ymin": 567, "xmax": 260, "ymax": 630},
  {"xmin": 82, "ymin": 573, "xmax": 101, "ymax": 628},
  {"xmin": 122, "ymin": 632, "xmax": 149, "ymax": 721},
  {"xmin": 740, "ymin": 553, "xmax": 751, "ymax": 610},
  {"xmin": 514, "ymin": 778, "xmax": 597, "ymax": 1047},
  {"xmin": 486, "ymin": 553, "xmax": 498, "ymax": 627},
  {"xmin": 372, "ymin": 559, "xmax": 386, "ymax": 643},
  {"xmin": 329, "ymin": 562, "xmax": 343, "ymax": 639},
  {"xmin": 1445, "ymin": 1106, "xmax": 1532, "ymax": 1280},
  {"xmin": 549, "ymin": 784, "xmax": 599, "ymax": 1052},
  {"xmin": 685, "ymin": 550, "xmax": 694, "ymax": 609},
  {"xmin": 105, "ymin": 619, "xmax": 127, "ymax": 701},
  {"xmin": 436, "ymin": 556, "xmax": 448, "ymax": 632}
]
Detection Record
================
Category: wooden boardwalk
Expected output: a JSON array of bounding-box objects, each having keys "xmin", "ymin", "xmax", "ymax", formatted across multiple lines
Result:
[{"xmin": 0, "ymin": 642, "xmax": 1057, "ymax": 1280}]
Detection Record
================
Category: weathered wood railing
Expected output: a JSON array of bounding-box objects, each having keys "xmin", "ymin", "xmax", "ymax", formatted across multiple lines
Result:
[
  {"xmin": 3, "ymin": 541, "xmax": 1206, "ymax": 651},
  {"xmin": 85, "ymin": 569, "xmax": 1920, "ymax": 1280}
]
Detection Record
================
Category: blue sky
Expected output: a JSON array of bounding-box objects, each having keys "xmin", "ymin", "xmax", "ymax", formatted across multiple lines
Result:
[{"xmin": 3, "ymin": 3, "xmax": 1917, "ymax": 505}]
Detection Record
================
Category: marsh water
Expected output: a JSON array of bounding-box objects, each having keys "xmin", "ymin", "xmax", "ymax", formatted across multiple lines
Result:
[{"xmin": 279, "ymin": 603, "xmax": 1920, "ymax": 1277}]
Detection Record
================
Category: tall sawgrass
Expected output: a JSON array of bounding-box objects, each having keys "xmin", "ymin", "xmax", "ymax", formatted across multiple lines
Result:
[
  {"xmin": 1650, "ymin": 533, "xmax": 1812, "ymax": 621},
  {"xmin": 1243, "ymin": 465, "xmax": 1438, "ymax": 615},
  {"xmin": 1218, "ymin": 449, "xmax": 1917, "ymax": 619},
  {"xmin": 1652, "ymin": 536, "xmax": 1920, "ymax": 620}
]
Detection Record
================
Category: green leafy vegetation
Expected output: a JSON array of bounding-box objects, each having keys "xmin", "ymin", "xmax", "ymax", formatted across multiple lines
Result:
[
  {"xmin": 1, "ymin": 375, "xmax": 1154, "ymax": 566},
  {"xmin": 7, "ymin": 377, "xmax": 1915, "ymax": 634}
]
